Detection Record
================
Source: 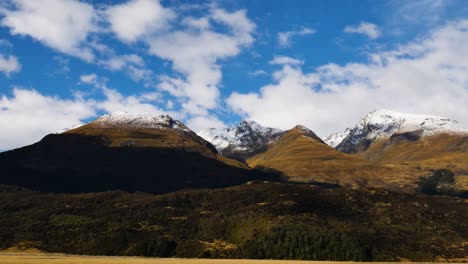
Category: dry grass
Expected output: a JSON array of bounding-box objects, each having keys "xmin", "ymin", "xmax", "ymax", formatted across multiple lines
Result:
[
  {"xmin": 247, "ymin": 128, "xmax": 424, "ymax": 192},
  {"xmin": 0, "ymin": 252, "xmax": 455, "ymax": 264},
  {"xmin": 357, "ymin": 134, "xmax": 468, "ymax": 191}
]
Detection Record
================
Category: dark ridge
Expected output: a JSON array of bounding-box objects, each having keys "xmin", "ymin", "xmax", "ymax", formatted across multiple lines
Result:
[{"xmin": 0, "ymin": 133, "xmax": 275, "ymax": 194}]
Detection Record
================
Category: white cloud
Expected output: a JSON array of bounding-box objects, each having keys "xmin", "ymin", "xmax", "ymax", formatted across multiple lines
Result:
[
  {"xmin": 269, "ymin": 56, "xmax": 303, "ymax": 66},
  {"xmin": 99, "ymin": 54, "xmax": 143, "ymax": 71},
  {"xmin": 0, "ymin": 88, "xmax": 96, "ymax": 150},
  {"xmin": 105, "ymin": 0, "xmax": 176, "ymax": 43},
  {"xmin": 228, "ymin": 20, "xmax": 468, "ymax": 137},
  {"xmin": 1, "ymin": 0, "xmax": 98, "ymax": 61},
  {"xmin": 388, "ymin": 0, "xmax": 449, "ymax": 26},
  {"xmin": 148, "ymin": 7, "xmax": 255, "ymax": 126},
  {"xmin": 97, "ymin": 87, "xmax": 164, "ymax": 116},
  {"xmin": 80, "ymin": 73, "xmax": 98, "ymax": 85},
  {"xmin": 79, "ymin": 72, "xmax": 167, "ymax": 117},
  {"xmin": 344, "ymin": 22, "xmax": 381, "ymax": 39},
  {"xmin": 0, "ymin": 53, "xmax": 20, "ymax": 75},
  {"xmin": 211, "ymin": 8, "xmax": 255, "ymax": 45},
  {"xmin": 186, "ymin": 115, "xmax": 226, "ymax": 133},
  {"xmin": 277, "ymin": 27, "xmax": 316, "ymax": 47}
]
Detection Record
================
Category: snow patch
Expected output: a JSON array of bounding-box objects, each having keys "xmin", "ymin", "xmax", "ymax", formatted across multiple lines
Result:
[
  {"xmin": 198, "ymin": 120, "xmax": 283, "ymax": 154},
  {"xmin": 90, "ymin": 112, "xmax": 190, "ymax": 131}
]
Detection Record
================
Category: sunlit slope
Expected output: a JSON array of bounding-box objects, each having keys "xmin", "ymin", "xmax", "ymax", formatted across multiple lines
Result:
[
  {"xmin": 247, "ymin": 126, "xmax": 422, "ymax": 192},
  {"xmin": 357, "ymin": 133, "xmax": 468, "ymax": 190}
]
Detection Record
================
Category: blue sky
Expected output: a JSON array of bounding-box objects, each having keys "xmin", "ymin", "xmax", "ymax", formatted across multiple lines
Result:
[{"xmin": 0, "ymin": 0, "xmax": 467, "ymax": 150}]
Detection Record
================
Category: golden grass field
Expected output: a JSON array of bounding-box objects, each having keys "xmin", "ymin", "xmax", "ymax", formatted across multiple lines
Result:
[{"xmin": 0, "ymin": 252, "xmax": 459, "ymax": 264}]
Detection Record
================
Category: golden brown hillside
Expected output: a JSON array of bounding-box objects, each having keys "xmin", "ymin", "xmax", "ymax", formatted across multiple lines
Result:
[
  {"xmin": 247, "ymin": 126, "xmax": 424, "ymax": 192},
  {"xmin": 356, "ymin": 133, "xmax": 468, "ymax": 191}
]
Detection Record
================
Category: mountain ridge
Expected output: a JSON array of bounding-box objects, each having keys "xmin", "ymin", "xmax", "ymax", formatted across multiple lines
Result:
[
  {"xmin": 198, "ymin": 120, "xmax": 283, "ymax": 161},
  {"xmin": 324, "ymin": 109, "xmax": 468, "ymax": 153},
  {"xmin": 0, "ymin": 112, "xmax": 273, "ymax": 194}
]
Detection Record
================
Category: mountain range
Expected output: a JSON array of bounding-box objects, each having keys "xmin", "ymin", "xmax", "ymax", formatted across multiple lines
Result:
[
  {"xmin": 2, "ymin": 109, "xmax": 467, "ymax": 194},
  {"xmin": 0, "ymin": 109, "xmax": 467, "ymax": 261},
  {"xmin": 0, "ymin": 112, "xmax": 272, "ymax": 194},
  {"xmin": 198, "ymin": 110, "xmax": 468, "ymax": 193}
]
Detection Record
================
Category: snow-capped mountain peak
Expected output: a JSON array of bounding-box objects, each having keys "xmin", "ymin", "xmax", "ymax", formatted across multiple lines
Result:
[
  {"xmin": 198, "ymin": 120, "xmax": 283, "ymax": 159},
  {"xmin": 89, "ymin": 112, "xmax": 190, "ymax": 131},
  {"xmin": 323, "ymin": 128, "xmax": 351, "ymax": 148},
  {"xmin": 332, "ymin": 109, "xmax": 468, "ymax": 153},
  {"xmin": 357, "ymin": 109, "xmax": 467, "ymax": 137}
]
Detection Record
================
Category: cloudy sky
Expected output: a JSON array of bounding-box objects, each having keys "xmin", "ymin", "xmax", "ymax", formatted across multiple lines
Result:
[{"xmin": 0, "ymin": 0, "xmax": 467, "ymax": 150}]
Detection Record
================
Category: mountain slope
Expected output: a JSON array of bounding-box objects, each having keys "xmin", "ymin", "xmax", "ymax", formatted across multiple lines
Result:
[
  {"xmin": 323, "ymin": 128, "xmax": 350, "ymax": 148},
  {"xmin": 247, "ymin": 125, "xmax": 421, "ymax": 192},
  {"xmin": 0, "ymin": 112, "xmax": 272, "ymax": 194},
  {"xmin": 198, "ymin": 120, "xmax": 283, "ymax": 160},
  {"xmin": 66, "ymin": 112, "xmax": 218, "ymax": 158},
  {"xmin": 335, "ymin": 109, "xmax": 468, "ymax": 153},
  {"xmin": 328, "ymin": 110, "xmax": 468, "ymax": 191}
]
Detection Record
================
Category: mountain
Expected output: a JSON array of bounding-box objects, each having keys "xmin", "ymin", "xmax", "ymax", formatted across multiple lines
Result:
[
  {"xmin": 323, "ymin": 128, "xmax": 350, "ymax": 148},
  {"xmin": 66, "ymin": 112, "xmax": 218, "ymax": 158},
  {"xmin": 334, "ymin": 109, "xmax": 468, "ymax": 153},
  {"xmin": 246, "ymin": 125, "xmax": 421, "ymax": 192},
  {"xmin": 0, "ymin": 112, "xmax": 272, "ymax": 194},
  {"xmin": 198, "ymin": 120, "xmax": 283, "ymax": 161},
  {"xmin": 325, "ymin": 110, "xmax": 468, "ymax": 192}
]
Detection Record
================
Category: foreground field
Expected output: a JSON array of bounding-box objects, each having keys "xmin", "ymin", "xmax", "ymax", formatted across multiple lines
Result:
[
  {"xmin": 0, "ymin": 252, "xmax": 454, "ymax": 264},
  {"xmin": 1, "ymin": 184, "xmax": 467, "ymax": 261}
]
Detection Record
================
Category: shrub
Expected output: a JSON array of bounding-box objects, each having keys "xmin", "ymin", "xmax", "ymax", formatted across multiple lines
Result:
[{"xmin": 418, "ymin": 169, "xmax": 455, "ymax": 195}]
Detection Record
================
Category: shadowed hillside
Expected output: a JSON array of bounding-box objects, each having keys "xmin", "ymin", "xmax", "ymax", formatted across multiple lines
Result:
[{"xmin": 0, "ymin": 133, "xmax": 274, "ymax": 194}]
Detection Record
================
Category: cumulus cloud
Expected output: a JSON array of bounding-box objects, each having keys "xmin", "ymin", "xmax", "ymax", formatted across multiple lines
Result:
[
  {"xmin": 0, "ymin": 53, "xmax": 20, "ymax": 75},
  {"xmin": 269, "ymin": 56, "xmax": 303, "ymax": 66},
  {"xmin": 186, "ymin": 115, "xmax": 226, "ymax": 132},
  {"xmin": 1, "ymin": 0, "xmax": 98, "ymax": 61},
  {"xmin": 0, "ymin": 70, "xmax": 178, "ymax": 150},
  {"xmin": 277, "ymin": 27, "xmax": 316, "ymax": 47},
  {"xmin": 228, "ymin": 20, "xmax": 468, "ymax": 137},
  {"xmin": 0, "ymin": 1, "xmax": 257, "ymax": 131},
  {"xmin": 105, "ymin": 0, "xmax": 176, "ymax": 43},
  {"xmin": 344, "ymin": 22, "xmax": 381, "ymax": 39},
  {"xmin": 0, "ymin": 88, "xmax": 96, "ymax": 150},
  {"xmin": 148, "ymin": 7, "xmax": 255, "ymax": 125},
  {"xmin": 79, "ymin": 73, "xmax": 166, "ymax": 117}
]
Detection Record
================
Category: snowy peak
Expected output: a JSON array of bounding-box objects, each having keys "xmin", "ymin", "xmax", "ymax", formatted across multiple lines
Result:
[
  {"xmin": 90, "ymin": 112, "xmax": 190, "ymax": 131},
  {"xmin": 323, "ymin": 128, "xmax": 351, "ymax": 148},
  {"xmin": 198, "ymin": 120, "xmax": 283, "ymax": 159},
  {"xmin": 334, "ymin": 109, "xmax": 468, "ymax": 153},
  {"xmin": 357, "ymin": 109, "xmax": 467, "ymax": 137}
]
